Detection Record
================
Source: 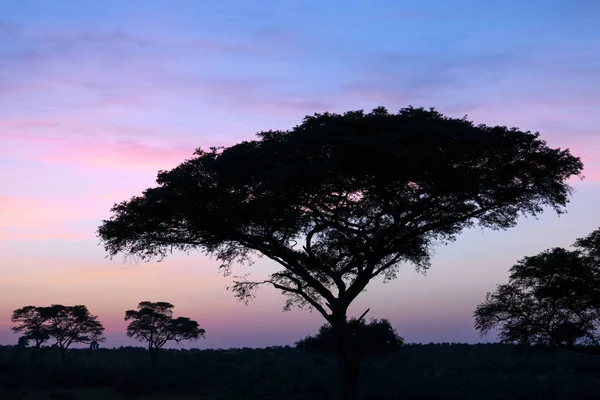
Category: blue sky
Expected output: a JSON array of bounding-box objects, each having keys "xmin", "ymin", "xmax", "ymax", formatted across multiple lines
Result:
[{"xmin": 0, "ymin": 0, "xmax": 599, "ymax": 348}]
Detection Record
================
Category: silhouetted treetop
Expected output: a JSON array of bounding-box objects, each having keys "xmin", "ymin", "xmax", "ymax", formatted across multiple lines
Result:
[
  {"xmin": 11, "ymin": 306, "xmax": 51, "ymax": 350},
  {"xmin": 474, "ymin": 228, "xmax": 600, "ymax": 348},
  {"xmin": 125, "ymin": 301, "xmax": 205, "ymax": 365},
  {"xmin": 574, "ymin": 228, "xmax": 600, "ymax": 264},
  {"xmin": 45, "ymin": 305, "xmax": 105, "ymax": 350},
  {"xmin": 99, "ymin": 106, "xmax": 582, "ymax": 318},
  {"xmin": 11, "ymin": 304, "xmax": 105, "ymax": 364}
]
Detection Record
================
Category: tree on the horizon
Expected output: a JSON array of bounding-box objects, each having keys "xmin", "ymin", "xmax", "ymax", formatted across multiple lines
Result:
[
  {"xmin": 45, "ymin": 304, "xmax": 105, "ymax": 364},
  {"xmin": 124, "ymin": 301, "xmax": 205, "ymax": 365},
  {"xmin": 98, "ymin": 106, "xmax": 583, "ymax": 399},
  {"xmin": 474, "ymin": 228, "xmax": 600, "ymax": 349},
  {"xmin": 11, "ymin": 304, "xmax": 105, "ymax": 364},
  {"xmin": 11, "ymin": 306, "xmax": 51, "ymax": 362}
]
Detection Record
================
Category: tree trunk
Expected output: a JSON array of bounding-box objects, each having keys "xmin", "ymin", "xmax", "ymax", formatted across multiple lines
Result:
[
  {"xmin": 30, "ymin": 346, "xmax": 39, "ymax": 364},
  {"xmin": 149, "ymin": 346, "xmax": 158, "ymax": 366},
  {"xmin": 60, "ymin": 348, "xmax": 67, "ymax": 365},
  {"xmin": 333, "ymin": 314, "xmax": 362, "ymax": 400},
  {"xmin": 337, "ymin": 348, "xmax": 360, "ymax": 400},
  {"xmin": 30, "ymin": 340, "xmax": 44, "ymax": 364}
]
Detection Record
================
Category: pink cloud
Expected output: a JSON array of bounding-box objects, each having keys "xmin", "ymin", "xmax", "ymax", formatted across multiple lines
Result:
[
  {"xmin": 0, "ymin": 230, "xmax": 88, "ymax": 242},
  {"xmin": 0, "ymin": 114, "xmax": 204, "ymax": 171},
  {"xmin": 0, "ymin": 195, "xmax": 79, "ymax": 225},
  {"xmin": 39, "ymin": 139, "xmax": 195, "ymax": 171},
  {"xmin": 0, "ymin": 116, "xmax": 65, "ymax": 132},
  {"xmin": 0, "ymin": 189, "xmax": 159, "ymax": 242},
  {"xmin": 0, "ymin": 195, "xmax": 91, "ymax": 241}
]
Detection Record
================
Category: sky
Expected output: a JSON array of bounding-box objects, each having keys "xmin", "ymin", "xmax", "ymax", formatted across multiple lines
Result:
[{"xmin": 1, "ymin": 0, "xmax": 599, "ymax": 349}]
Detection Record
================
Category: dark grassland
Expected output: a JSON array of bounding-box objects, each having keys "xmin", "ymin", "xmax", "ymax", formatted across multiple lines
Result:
[{"xmin": 1, "ymin": 343, "xmax": 600, "ymax": 400}]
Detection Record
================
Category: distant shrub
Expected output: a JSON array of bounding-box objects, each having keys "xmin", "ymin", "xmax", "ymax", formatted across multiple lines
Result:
[{"xmin": 295, "ymin": 318, "xmax": 404, "ymax": 357}]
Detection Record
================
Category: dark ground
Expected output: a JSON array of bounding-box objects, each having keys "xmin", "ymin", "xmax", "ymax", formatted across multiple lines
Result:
[{"xmin": 1, "ymin": 343, "xmax": 599, "ymax": 399}]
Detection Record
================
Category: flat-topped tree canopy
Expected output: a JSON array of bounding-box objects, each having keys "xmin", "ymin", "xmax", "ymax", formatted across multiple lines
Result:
[{"xmin": 98, "ymin": 106, "xmax": 583, "ymax": 323}]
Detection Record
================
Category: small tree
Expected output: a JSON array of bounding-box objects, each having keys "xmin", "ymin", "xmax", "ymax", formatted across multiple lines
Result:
[
  {"xmin": 124, "ymin": 301, "xmax": 205, "ymax": 365},
  {"xmin": 297, "ymin": 315, "xmax": 403, "ymax": 359},
  {"xmin": 99, "ymin": 107, "xmax": 583, "ymax": 399},
  {"xmin": 16, "ymin": 336, "xmax": 30, "ymax": 349},
  {"xmin": 11, "ymin": 306, "xmax": 51, "ymax": 362},
  {"xmin": 474, "ymin": 229, "xmax": 600, "ymax": 349},
  {"xmin": 45, "ymin": 305, "xmax": 106, "ymax": 364},
  {"xmin": 11, "ymin": 305, "xmax": 105, "ymax": 364}
]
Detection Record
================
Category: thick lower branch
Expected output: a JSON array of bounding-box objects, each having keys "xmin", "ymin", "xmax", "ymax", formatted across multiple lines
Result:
[
  {"xmin": 235, "ymin": 235, "xmax": 337, "ymax": 306},
  {"xmin": 249, "ymin": 278, "xmax": 332, "ymax": 321}
]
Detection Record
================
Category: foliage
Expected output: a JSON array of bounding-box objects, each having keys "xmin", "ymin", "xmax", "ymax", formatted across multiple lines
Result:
[
  {"xmin": 11, "ymin": 305, "xmax": 105, "ymax": 364},
  {"xmin": 98, "ymin": 106, "xmax": 582, "ymax": 324},
  {"xmin": 296, "ymin": 318, "xmax": 404, "ymax": 357},
  {"xmin": 124, "ymin": 301, "xmax": 205, "ymax": 365},
  {"xmin": 46, "ymin": 305, "xmax": 106, "ymax": 360},
  {"xmin": 97, "ymin": 106, "xmax": 583, "ymax": 398},
  {"xmin": 12, "ymin": 306, "xmax": 51, "ymax": 350},
  {"xmin": 16, "ymin": 336, "xmax": 30, "ymax": 349},
  {"xmin": 474, "ymin": 228, "xmax": 600, "ymax": 347}
]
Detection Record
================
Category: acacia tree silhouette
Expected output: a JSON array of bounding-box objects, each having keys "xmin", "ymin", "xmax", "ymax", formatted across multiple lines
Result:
[
  {"xmin": 45, "ymin": 305, "xmax": 105, "ymax": 364},
  {"xmin": 11, "ymin": 306, "xmax": 51, "ymax": 363},
  {"xmin": 475, "ymin": 228, "xmax": 600, "ymax": 350},
  {"xmin": 124, "ymin": 301, "xmax": 205, "ymax": 366},
  {"xmin": 12, "ymin": 305, "xmax": 105, "ymax": 364},
  {"xmin": 98, "ymin": 107, "xmax": 583, "ymax": 400}
]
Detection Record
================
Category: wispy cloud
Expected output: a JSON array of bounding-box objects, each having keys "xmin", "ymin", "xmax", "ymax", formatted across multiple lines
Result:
[
  {"xmin": 37, "ymin": 138, "xmax": 195, "ymax": 171},
  {"xmin": 0, "ymin": 24, "xmax": 321, "ymax": 115},
  {"xmin": 0, "ymin": 133, "xmax": 195, "ymax": 171},
  {"xmin": 0, "ymin": 23, "xmax": 352, "ymax": 171}
]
